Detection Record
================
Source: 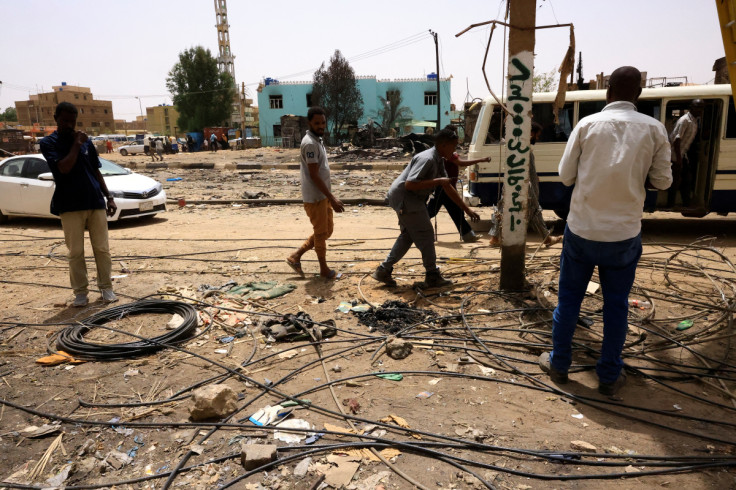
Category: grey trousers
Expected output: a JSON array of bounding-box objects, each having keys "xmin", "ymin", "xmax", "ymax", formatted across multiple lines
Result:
[{"xmin": 381, "ymin": 209, "xmax": 436, "ymax": 272}]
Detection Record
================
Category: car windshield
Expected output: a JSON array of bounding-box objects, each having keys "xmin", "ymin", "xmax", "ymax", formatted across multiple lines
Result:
[{"xmin": 99, "ymin": 158, "xmax": 129, "ymax": 176}]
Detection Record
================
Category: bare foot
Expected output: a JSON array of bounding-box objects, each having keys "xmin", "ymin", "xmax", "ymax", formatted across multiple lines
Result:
[
  {"xmin": 489, "ymin": 236, "xmax": 500, "ymax": 247},
  {"xmin": 543, "ymin": 236, "xmax": 563, "ymax": 247}
]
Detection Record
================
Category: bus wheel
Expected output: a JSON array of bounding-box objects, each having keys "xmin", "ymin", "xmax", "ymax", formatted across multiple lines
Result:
[{"xmin": 553, "ymin": 208, "xmax": 569, "ymax": 220}]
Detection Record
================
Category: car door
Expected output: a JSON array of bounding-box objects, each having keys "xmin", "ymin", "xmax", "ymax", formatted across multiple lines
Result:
[
  {"xmin": 19, "ymin": 158, "xmax": 55, "ymax": 217},
  {"xmin": 0, "ymin": 157, "xmax": 26, "ymax": 214}
]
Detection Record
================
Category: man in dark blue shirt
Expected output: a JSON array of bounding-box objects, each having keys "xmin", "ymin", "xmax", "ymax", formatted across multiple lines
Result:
[{"xmin": 40, "ymin": 102, "xmax": 118, "ymax": 307}]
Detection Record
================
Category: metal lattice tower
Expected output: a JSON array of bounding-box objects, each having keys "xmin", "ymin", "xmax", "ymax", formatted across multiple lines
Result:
[{"xmin": 214, "ymin": 0, "xmax": 236, "ymax": 83}]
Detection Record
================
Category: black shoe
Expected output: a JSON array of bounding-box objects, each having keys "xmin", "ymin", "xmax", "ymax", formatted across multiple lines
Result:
[
  {"xmin": 423, "ymin": 268, "xmax": 452, "ymax": 288},
  {"xmin": 538, "ymin": 352, "xmax": 568, "ymax": 384},
  {"xmin": 598, "ymin": 373, "xmax": 627, "ymax": 396},
  {"xmin": 371, "ymin": 265, "xmax": 397, "ymax": 287}
]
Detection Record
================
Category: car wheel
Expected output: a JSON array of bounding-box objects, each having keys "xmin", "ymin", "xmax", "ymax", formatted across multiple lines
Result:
[{"xmin": 120, "ymin": 149, "xmax": 128, "ymax": 156}]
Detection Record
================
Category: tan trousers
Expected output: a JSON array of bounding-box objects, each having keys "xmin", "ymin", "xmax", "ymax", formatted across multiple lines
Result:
[
  {"xmin": 60, "ymin": 209, "xmax": 113, "ymax": 295},
  {"xmin": 301, "ymin": 198, "xmax": 334, "ymax": 258}
]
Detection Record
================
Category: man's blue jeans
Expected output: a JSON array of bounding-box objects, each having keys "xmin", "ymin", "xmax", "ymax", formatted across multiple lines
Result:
[{"xmin": 550, "ymin": 226, "xmax": 642, "ymax": 384}]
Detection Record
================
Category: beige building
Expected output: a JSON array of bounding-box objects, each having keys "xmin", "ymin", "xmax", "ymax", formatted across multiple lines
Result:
[
  {"xmin": 146, "ymin": 105, "xmax": 179, "ymax": 136},
  {"xmin": 15, "ymin": 83, "xmax": 114, "ymax": 135}
]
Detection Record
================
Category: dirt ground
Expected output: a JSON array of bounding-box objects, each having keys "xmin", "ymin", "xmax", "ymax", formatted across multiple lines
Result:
[{"xmin": 1, "ymin": 148, "xmax": 735, "ymax": 489}]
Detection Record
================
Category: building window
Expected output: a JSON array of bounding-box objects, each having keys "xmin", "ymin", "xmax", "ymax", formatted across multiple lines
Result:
[
  {"xmin": 104, "ymin": 109, "xmax": 108, "ymax": 114},
  {"xmin": 424, "ymin": 92, "xmax": 437, "ymax": 106},
  {"xmin": 91, "ymin": 108, "xmax": 95, "ymax": 114},
  {"xmin": 105, "ymin": 122, "xmax": 111, "ymax": 127},
  {"xmin": 80, "ymin": 108, "xmax": 84, "ymax": 114},
  {"xmin": 165, "ymin": 117, "xmax": 170, "ymax": 125},
  {"xmin": 74, "ymin": 94, "xmax": 79, "ymax": 100},
  {"xmin": 306, "ymin": 93, "xmax": 313, "ymax": 107},
  {"xmin": 164, "ymin": 108, "xmax": 169, "ymax": 116},
  {"xmin": 269, "ymin": 95, "xmax": 283, "ymax": 109},
  {"xmin": 273, "ymin": 124, "xmax": 282, "ymax": 137}
]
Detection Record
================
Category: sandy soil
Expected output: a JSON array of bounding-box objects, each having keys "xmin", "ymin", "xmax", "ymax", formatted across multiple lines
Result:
[{"xmin": 1, "ymin": 149, "xmax": 735, "ymax": 489}]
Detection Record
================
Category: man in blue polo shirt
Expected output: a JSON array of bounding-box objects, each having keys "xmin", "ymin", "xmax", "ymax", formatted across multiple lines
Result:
[{"xmin": 40, "ymin": 102, "xmax": 118, "ymax": 307}]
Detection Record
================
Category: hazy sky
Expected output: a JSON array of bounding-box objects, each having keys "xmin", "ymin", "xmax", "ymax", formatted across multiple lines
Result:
[{"xmin": 0, "ymin": 0, "xmax": 725, "ymax": 122}]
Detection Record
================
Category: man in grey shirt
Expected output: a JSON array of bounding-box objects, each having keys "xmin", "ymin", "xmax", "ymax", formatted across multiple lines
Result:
[
  {"xmin": 286, "ymin": 107, "xmax": 344, "ymax": 279},
  {"xmin": 373, "ymin": 127, "xmax": 480, "ymax": 288}
]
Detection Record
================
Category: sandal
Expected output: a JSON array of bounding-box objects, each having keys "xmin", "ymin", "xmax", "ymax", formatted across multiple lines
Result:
[
  {"xmin": 285, "ymin": 258, "xmax": 305, "ymax": 277},
  {"xmin": 321, "ymin": 269, "xmax": 341, "ymax": 280}
]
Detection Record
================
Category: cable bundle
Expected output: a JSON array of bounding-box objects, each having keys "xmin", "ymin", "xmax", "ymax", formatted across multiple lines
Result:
[{"xmin": 56, "ymin": 300, "xmax": 199, "ymax": 361}]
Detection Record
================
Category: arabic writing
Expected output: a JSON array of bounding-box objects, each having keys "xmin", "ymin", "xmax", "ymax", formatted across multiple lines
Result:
[{"xmin": 505, "ymin": 55, "xmax": 532, "ymax": 233}]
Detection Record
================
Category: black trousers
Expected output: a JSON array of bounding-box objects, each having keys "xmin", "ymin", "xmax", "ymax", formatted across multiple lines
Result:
[{"xmin": 426, "ymin": 187, "xmax": 471, "ymax": 236}]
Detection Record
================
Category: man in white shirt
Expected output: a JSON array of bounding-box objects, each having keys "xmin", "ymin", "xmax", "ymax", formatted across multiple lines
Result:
[
  {"xmin": 667, "ymin": 99, "xmax": 704, "ymax": 208},
  {"xmin": 286, "ymin": 107, "xmax": 344, "ymax": 279},
  {"xmin": 538, "ymin": 66, "xmax": 672, "ymax": 396}
]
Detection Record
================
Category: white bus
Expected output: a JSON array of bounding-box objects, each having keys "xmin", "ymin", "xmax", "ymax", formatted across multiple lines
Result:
[{"xmin": 465, "ymin": 84, "xmax": 735, "ymax": 218}]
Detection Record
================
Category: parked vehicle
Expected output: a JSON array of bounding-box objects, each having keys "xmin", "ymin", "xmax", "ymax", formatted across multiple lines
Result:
[
  {"xmin": 465, "ymin": 84, "xmax": 735, "ymax": 217},
  {"xmin": 0, "ymin": 154, "xmax": 166, "ymax": 222},
  {"xmin": 118, "ymin": 141, "xmax": 146, "ymax": 156}
]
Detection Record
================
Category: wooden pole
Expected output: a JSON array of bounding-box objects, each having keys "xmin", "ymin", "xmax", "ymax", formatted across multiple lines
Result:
[{"xmin": 500, "ymin": 0, "xmax": 536, "ymax": 290}]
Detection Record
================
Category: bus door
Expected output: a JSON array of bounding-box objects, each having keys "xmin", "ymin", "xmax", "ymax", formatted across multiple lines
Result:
[{"xmin": 663, "ymin": 98, "xmax": 723, "ymax": 215}]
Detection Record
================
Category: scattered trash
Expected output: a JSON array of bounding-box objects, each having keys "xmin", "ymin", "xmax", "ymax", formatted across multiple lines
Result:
[
  {"xmin": 380, "ymin": 414, "xmax": 421, "ymax": 439},
  {"xmin": 415, "ymin": 391, "xmax": 434, "ymax": 399},
  {"xmin": 586, "ymin": 281, "xmax": 600, "ymax": 295},
  {"xmin": 261, "ymin": 312, "xmax": 337, "ymax": 342},
  {"xmin": 375, "ymin": 373, "xmax": 403, "ymax": 381},
  {"xmin": 570, "ymin": 440, "xmax": 597, "ymax": 453},
  {"xmin": 111, "ymin": 274, "xmax": 128, "ymax": 279},
  {"xmin": 624, "ymin": 465, "xmax": 641, "ymax": 473},
  {"xmin": 189, "ymin": 385, "xmax": 239, "ymax": 421},
  {"xmin": 571, "ymin": 413, "xmax": 584, "ymax": 419},
  {"xmin": 336, "ymin": 301, "xmax": 371, "ymax": 313},
  {"xmin": 219, "ymin": 336, "xmax": 235, "ymax": 343},
  {"xmin": 628, "ymin": 299, "xmax": 651, "ymax": 309},
  {"xmin": 45, "ymin": 463, "xmax": 73, "ymax": 487},
  {"xmin": 385, "ymin": 337, "xmax": 413, "ymax": 360},
  {"xmin": 21, "ymin": 423, "xmax": 62, "ymax": 438},
  {"xmin": 305, "ymin": 432, "xmax": 324, "ymax": 445},
  {"xmin": 294, "ymin": 457, "xmax": 312, "ymax": 476},
  {"xmin": 240, "ymin": 443, "xmax": 278, "ymax": 470},
  {"xmin": 356, "ymin": 300, "xmax": 437, "ymax": 334},
  {"xmin": 332, "ymin": 364, "xmax": 342, "ymax": 373},
  {"xmin": 249, "ymin": 404, "xmax": 294, "ymax": 426},
  {"xmin": 104, "ymin": 450, "xmax": 133, "ymax": 470},
  {"xmin": 677, "ymin": 319, "xmax": 694, "ymax": 331},
  {"xmin": 428, "ymin": 378, "xmax": 442, "ymax": 385},
  {"xmin": 113, "ymin": 426, "xmax": 134, "ymax": 437},
  {"xmin": 277, "ymin": 349, "xmax": 298, "ymax": 360},
  {"xmin": 325, "ymin": 454, "xmax": 361, "ymax": 487},
  {"xmin": 673, "ymin": 404, "xmax": 683, "ymax": 411},
  {"xmin": 273, "ymin": 419, "xmax": 312, "ymax": 444},
  {"xmin": 214, "ymin": 349, "xmax": 229, "ymax": 354},
  {"xmin": 342, "ymin": 398, "xmax": 361, "ymax": 414},
  {"xmin": 478, "ymin": 365, "xmax": 496, "ymax": 376},
  {"xmin": 35, "ymin": 350, "xmax": 85, "ymax": 366},
  {"xmin": 166, "ymin": 177, "xmax": 183, "ymax": 181},
  {"xmin": 227, "ymin": 281, "xmax": 296, "ymax": 300},
  {"xmin": 124, "ymin": 368, "xmax": 140, "ymax": 378}
]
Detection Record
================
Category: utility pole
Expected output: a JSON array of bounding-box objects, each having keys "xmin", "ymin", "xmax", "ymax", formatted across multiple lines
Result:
[
  {"xmin": 499, "ymin": 0, "xmax": 536, "ymax": 290},
  {"xmin": 429, "ymin": 29, "xmax": 441, "ymax": 131},
  {"xmin": 240, "ymin": 81, "xmax": 246, "ymax": 138}
]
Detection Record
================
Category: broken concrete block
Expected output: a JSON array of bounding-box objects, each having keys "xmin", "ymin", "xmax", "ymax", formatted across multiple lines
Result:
[
  {"xmin": 570, "ymin": 440, "xmax": 597, "ymax": 453},
  {"xmin": 386, "ymin": 337, "xmax": 413, "ymax": 360},
  {"xmin": 240, "ymin": 443, "xmax": 278, "ymax": 470},
  {"xmin": 103, "ymin": 450, "xmax": 133, "ymax": 470},
  {"xmin": 190, "ymin": 384, "xmax": 239, "ymax": 421},
  {"xmin": 293, "ymin": 456, "xmax": 312, "ymax": 477}
]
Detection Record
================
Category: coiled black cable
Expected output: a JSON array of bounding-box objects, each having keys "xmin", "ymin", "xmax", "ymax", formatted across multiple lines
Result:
[{"xmin": 55, "ymin": 299, "xmax": 199, "ymax": 361}]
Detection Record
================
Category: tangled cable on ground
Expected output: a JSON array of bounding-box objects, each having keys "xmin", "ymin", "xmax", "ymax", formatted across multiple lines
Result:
[{"xmin": 55, "ymin": 299, "xmax": 200, "ymax": 361}]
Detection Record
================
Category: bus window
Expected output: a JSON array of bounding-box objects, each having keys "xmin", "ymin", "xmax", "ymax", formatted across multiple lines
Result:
[
  {"xmin": 637, "ymin": 99, "xmax": 661, "ymax": 121},
  {"xmin": 532, "ymin": 102, "xmax": 573, "ymax": 142},
  {"xmin": 485, "ymin": 106, "xmax": 505, "ymax": 144},
  {"xmin": 578, "ymin": 101, "xmax": 606, "ymax": 121},
  {"xmin": 726, "ymin": 96, "xmax": 736, "ymax": 138}
]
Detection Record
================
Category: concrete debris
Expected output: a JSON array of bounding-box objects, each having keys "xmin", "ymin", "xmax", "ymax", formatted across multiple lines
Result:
[
  {"xmin": 570, "ymin": 440, "xmax": 598, "ymax": 453},
  {"xmin": 240, "ymin": 443, "xmax": 278, "ymax": 470},
  {"xmin": 386, "ymin": 336, "xmax": 413, "ymax": 360},
  {"xmin": 189, "ymin": 384, "xmax": 239, "ymax": 421},
  {"xmin": 293, "ymin": 456, "xmax": 312, "ymax": 477},
  {"xmin": 103, "ymin": 450, "xmax": 133, "ymax": 470}
]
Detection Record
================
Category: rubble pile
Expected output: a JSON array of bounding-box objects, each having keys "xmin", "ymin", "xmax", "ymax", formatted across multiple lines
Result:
[{"xmin": 355, "ymin": 300, "xmax": 437, "ymax": 334}]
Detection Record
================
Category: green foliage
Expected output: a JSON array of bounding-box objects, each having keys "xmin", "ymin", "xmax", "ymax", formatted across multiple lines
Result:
[
  {"xmin": 0, "ymin": 107, "xmax": 18, "ymax": 122},
  {"xmin": 533, "ymin": 69, "xmax": 558, "ymax": 93},
  {"xmin": 311, "ymin": 50, "xmax": 364, "ymax": 143},
  {"xmin": 376, "ymin": 90, "xmax": 412, "ymax": 133},
  {"xmin": 166, "ymin": 46, "xmax": 237, "ymax": 132}
]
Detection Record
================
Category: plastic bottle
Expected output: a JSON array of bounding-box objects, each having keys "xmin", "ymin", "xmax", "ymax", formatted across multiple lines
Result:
[{"xmin": 628, "ymin": 299, "xmax": 651, "ymax": 309}]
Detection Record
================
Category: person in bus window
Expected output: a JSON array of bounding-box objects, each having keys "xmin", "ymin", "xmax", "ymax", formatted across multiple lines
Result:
[{"xmin": 667, "ymin": 99, "xmax": 703, "ymax": 208}]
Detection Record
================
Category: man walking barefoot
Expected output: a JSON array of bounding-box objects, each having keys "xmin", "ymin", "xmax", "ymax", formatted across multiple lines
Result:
[{"xmin": 286, "ymin": 107, "xmax": 344, "ymax": 279}]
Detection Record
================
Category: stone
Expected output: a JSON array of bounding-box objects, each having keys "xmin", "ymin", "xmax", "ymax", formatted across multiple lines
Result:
[
  {"xmin": 570, "ymin": 440, "xmax": 597, "ymax": 453},
  {"xmin": 385, "ymin": 337, "xmax": 413, "ymax": 360},
  {"xmin": 103, "ymin": 450, "xmax": 133, "ymax": 470},
  {"xmin": 293, "ymin": 457, "xmax": 312, "ymax": 477},
  {"xmin": 189, "ymin": 384, "xmax": 239, "ymax": 421},
  {"xmin": 240, "ymin": 443, "xmax": 278, "ymax": 470}
]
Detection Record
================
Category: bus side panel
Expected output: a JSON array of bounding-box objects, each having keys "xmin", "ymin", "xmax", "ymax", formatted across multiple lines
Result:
[{"xmin": 469, "ymin": 179, "xmax": 572, "ymax": 212}]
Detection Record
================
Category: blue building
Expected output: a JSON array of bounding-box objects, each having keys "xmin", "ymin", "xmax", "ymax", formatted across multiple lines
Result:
[{"xmin": 256, "ymin": 74, "xmax": 452, "ymax": 145}]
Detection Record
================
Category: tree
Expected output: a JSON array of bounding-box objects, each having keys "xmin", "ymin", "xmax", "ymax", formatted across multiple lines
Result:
[
  {"xmin": 0, "ymin": 107, "xmax": 17, "ymax": 122},
  {"xmin": 376, "ymin": 90, "xmax": 412, "ymax": 134},
  {"xmin": 311, "ymin": 50, "xmax": 364, "ymax": 143},
  {"xmin": 166, "ymin": 46, "xmax": 236, "ymax": 132},
  {"xmin": 533, "ymin": 69, "xmax": 558, "ymax": 93}
]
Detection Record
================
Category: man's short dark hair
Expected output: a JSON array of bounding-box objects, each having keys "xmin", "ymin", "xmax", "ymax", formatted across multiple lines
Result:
[
  {"xmin": 608, "ymin": 66, "xmax": 642, "ymax": 102},
  {"xmin": 54, "ymin": 101, "xmax": 78, "ymax": 117},
  {"xmin": 307, "ymin": 106, "xmax": 326, "ymax": 121},
  {"xmin": 435, "ymin": 127, "xmax": 459, "ymax": 145}
]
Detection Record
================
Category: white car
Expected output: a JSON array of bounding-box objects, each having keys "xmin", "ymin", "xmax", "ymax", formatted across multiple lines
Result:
[
  {"xmin": 0, "ymin": 154, "xmax": 166, "ymax": 222},
  {"xmin": 118, "ymin": 141, "xmax": 146, "ymax": 156}
]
